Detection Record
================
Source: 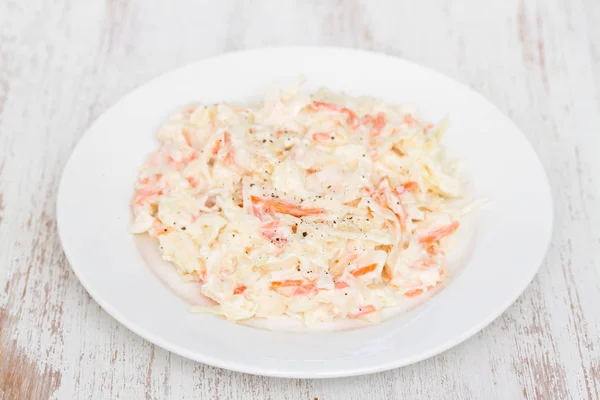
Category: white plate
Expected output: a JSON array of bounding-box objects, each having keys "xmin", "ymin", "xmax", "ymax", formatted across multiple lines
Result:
[{"xmin": 57, "ymin": 47, "xmax": 552, "ymax": 378}]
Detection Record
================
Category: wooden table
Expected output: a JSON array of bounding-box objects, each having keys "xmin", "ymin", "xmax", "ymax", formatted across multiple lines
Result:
[{"xmin": 1, "ymin": 1, "xmax": 598, "ymax": 399}]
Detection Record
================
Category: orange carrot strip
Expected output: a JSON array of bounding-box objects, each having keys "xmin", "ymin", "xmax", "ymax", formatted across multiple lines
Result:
[
  {"xmin": 294, "ymin": 283, "xmax": 317, "ymax": 296},
  {"xmin": 419, "ymin": 221, "xmax": 460, "ymax": 244},
  {"xmin": 152, "ymin": 219, "xmax": 173, "ymax": 236},
  {"xmin": 334, "ymin": 281, "xmax": 350, "ymax": 289},
  {"xmin": 350, "ymin": 263, "xmax": 378, "ymax": 278},
  {"xmin": 233, "ymin": 285, "xmax": 247, "ymax": 295},
  {"xmin": 344, "ymin": 198, "xmax": 361, "ymax": 207},
  {"xmin": 369, "ymin": 112, "xmax": 386, "ymax": 136},
  {"xmin": 404, "ymin": 288, "xmax": 424, "ymax": 297},
  {"xmin": 186, "ymin": 176, "xmax": 199, "ymax": 188},
  {"xmin": 382, "ymin": 266, "xmax": 393, "ymax": 282},
  {"xmin": 402, "ymin": 181, "xmax": 419, "ymax": 192},
  {"xmin": 403, "ymin": 114, "xmax": 419, "ymax": 127},
  {"xmin": 308, "ymin": 101, "xmax": 359, "ymax": 129},
  {"xmin": 329, "ymin": 252, "xmax": 359, "ymax": 279},
  {"xmin": 271, "ymin": 280, "xmax": 303, "ymax": 289},
  {"xmin": 348, "ymin": 305, "xmax": 376, "ymax": 318},
  {"xmin": 211, "ymin": 139, "xmax": 222, "ymax": 156},
  {"xmin": 134, "ymin": 188, "xmax": 161, "ymax": 205},
  {"xmin": 312, "ymin": 132, "xmax": 335, "ymax": 143},
  {"xmin": 261, "ymin": 220, "xmax": 281, "ymax": 229},
  {"xmin": 252, "ymin": 196, "xmax": 324, "ymax": 218},
  {"xmin": 182, "ymin": 129, "xmax": 192, "ymax": 147},
  {"xmin": 404, "ymin": 285, "xmax": 434, "ymax": 297}
]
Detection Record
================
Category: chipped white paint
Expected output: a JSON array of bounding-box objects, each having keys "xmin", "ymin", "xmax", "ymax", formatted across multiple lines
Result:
[{"xmin": 0, "ymin": 0, "xmax": 598, "ymax": 399}]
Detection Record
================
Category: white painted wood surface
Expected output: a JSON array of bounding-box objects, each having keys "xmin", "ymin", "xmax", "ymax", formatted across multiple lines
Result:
[{"xmin": 1, "ymin": 0, "xmax": 598, "ymax": 398}]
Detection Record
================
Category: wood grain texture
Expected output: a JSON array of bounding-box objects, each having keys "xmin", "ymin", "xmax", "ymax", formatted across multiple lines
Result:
[{"xmin": 1, "ymin": 0, "xmax": 598, "ymax": 399}]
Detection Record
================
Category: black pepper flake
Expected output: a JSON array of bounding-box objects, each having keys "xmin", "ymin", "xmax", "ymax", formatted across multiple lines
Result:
[
  {"xmin": 262, "ymin": 139, "xmax": 266, "ymax": 143},
  {"xmin": 327, "ymin": 185, "xmax": 332, "ymax": 189},
  {"xmin": 181, "ymin": 227, "xmax": 186, "ymax": 230},
  {"xmin": 330, "ymin": 136, "xmax": 334, "ymax": 140},
  {"xmin": 163, "ymin": 229, "xmax": 167, "ymax": 232},
  {"xmin": 302, "ymin": 232, "xmax": 308, "ymax": 237}
]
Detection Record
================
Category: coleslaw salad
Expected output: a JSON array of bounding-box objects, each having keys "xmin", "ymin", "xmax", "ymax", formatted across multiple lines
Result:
[{"xmin": 131, "ymin": 80, "xmax": 473, "ymax": 326}]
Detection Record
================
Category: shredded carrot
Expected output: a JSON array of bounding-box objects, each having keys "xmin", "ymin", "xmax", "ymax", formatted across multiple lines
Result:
[
  {"xmin": 223, "ymin": 131, "xmax": 232, "ymax": 147},
  {"xmin": 181, "ymin": 129, "xmax": 192, "ymax": 147},
  {"xmin": 152, "ymin": 219, "xmax": 173, "ymax": 236},
  {"xmin": 223, "ymin": 151, "xmax": 235, "ymax": 165},
  {"xmin": 134, "ymin": 188, "xmax": 161, "ymax": 205},
  {"xmin": 360, "ymin": 186, "xmax": 376, "ymax": 196},
  {"xmin": 405, "ymin": 286, "xmax": 434, "ymax": 297},
  {"xmin": 425, "ymin": 244, "xmax": 437, "ymax": 255},
  {"xmin": 186, "ymin": 176, "xmax": 199, "ymax": 188},
  {"xmin": 211, "ymin": 139, "xmax": 222, "ymax": 156},
  {"xmin": 187, "ymin": 268, "xmax": 206, "ymax": 282},
  {"xmin": 308, "ymin": 101, "xmax": 359, "ymax": 129},
  {"xmin": 261, "ymin": 220, "xmax": 280, "ymax": 229},
  {"xmin": 403, "ymin": 114, "xmax": 419, "ymax": 127},
  {"xmin": 262, "ymin": 226, "xmax": 288, "ymax": 248},
  {"xmin": 348, "ymin": 305, "xmax": 376, "ymax": 318},
  {"xmin": 350, "ymin": 263, "xmax": 377, "ymax": 278},
  {"xmin": 372, "ymin": 177, "xmax": 408, "ymax": 231},
  {"xmin": 294, "ymin": 283, "xmax": 317, "ymax": 296},
  {"xmin": 404, "ymin": 288, "xmax": 424, "ymax": 297},
  {"xmin": 411, "ymin": 258, "xmax": 436, "ymax": 270},
  {"xmin": 329, "ymin": 252, "xmax": 359, "ymax": 278},
  {"xmin": 252, "ymin": 196, "xmax": 324, "ymax": 218},
  {"xmin": 369, "ymin": 112, "xmax": 386, "ymax": 136},
  {"xmin": 344, "ymin": 198, "xmax": 361, "ymax": 207},
  {"xmin": 233, "ymin": 285, "xmax": 247, "ymax": 295},
  {"xmin": 382, "ymin": 266, "xmax": 393, "ymax": 282},
  {"xmin": 221, "ymin": 132, "xmax": 236, "ymax": 166},
  {"xmin": 271, "ymin": 280, "xmax": 303, "ymax": 289},
  {"xmin": 312, "ymin": 131, "xmax": 336, "ymax": 143},
  {"xmin": 306, "ymin": 168, "xmax": 320, "ymax": 174},
  {"xmin": 334, "ymin": 281, "xmax": 350, "ymax": 289},
  {"xmin": 419, "ymin": 221, "xmax": 460, "ymax": 244},
  {"xmin": 402, "ymin": 181, "xmax": 419, "ymax": 192}
]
